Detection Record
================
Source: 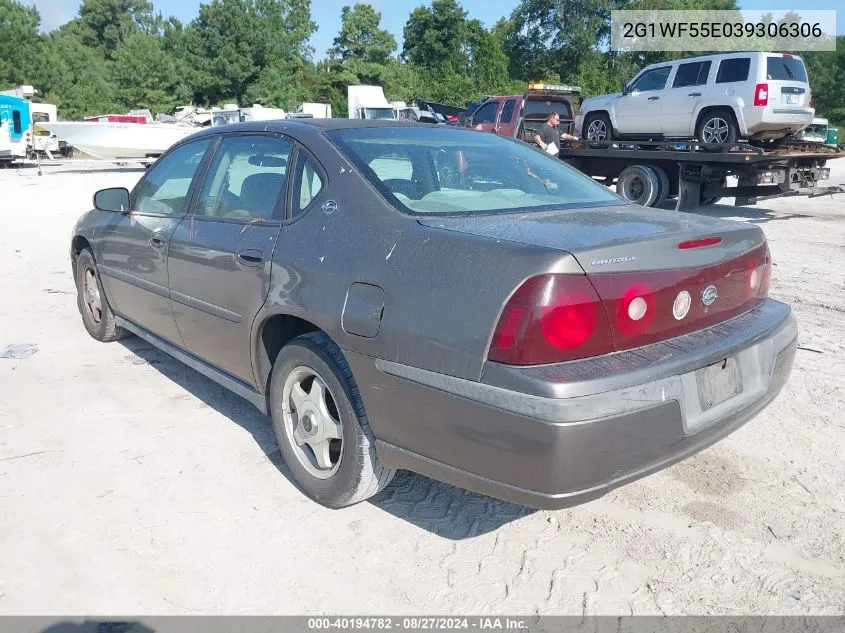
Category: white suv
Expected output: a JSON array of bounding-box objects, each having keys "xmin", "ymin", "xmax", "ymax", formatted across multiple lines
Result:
[{"xmin": 575, "ymin": 52, "xmax": 814, "ymax": 147}]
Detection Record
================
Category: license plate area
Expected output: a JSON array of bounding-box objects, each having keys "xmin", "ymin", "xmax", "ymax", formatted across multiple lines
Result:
[
  {"xmin": 785, "ymin": 93, "xmax": 799, "ymax": 105},
  {"xmin": 696, "ymin": 357, "xmax": 742, "ymax": 411}
]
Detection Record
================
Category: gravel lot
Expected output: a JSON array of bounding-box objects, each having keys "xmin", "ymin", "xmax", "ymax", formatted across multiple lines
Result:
[{"xmin": 1, "ymin": 157, "xmax": 844, "ymax": 615}]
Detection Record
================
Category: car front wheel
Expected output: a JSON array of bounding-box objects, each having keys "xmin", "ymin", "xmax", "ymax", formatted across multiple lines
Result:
[
  {"xmin": 75, "ymin": 248, "xmax": 126, "ymax": 342},
  {"xmin": 269, "ymin": 331, "xmax": 395, "ymax": 508},
  {"xmin": 584, "ymin": 112, "xmax": 613, "ymax": 144}
]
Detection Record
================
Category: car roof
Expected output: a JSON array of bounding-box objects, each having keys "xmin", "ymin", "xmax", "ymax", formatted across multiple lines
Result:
[
  {"xmin": 644, "ymin": 51, "xmax": 800, "ymax": 69},
  {"xmin": 180, "ymin": 118, "xmax": 453, "ymax": 143}
]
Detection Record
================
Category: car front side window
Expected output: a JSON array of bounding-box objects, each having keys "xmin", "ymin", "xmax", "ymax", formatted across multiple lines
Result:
[
  {"xmin": 631, "ymin": 67, "xmax": 671, "ymax": 92},
  {"xmin": 134, "ymin": 139, "xmax": 212, "ymax": 215},
  {"xmin": 195, "ymin": 135, "xmax": 292, "ymax": 221}
]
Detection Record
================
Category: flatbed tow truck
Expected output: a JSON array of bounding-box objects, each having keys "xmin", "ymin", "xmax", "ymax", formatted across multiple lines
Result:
[{"xmin": 556, "ymin": 139, "xmax": 844, "ymax": 212}]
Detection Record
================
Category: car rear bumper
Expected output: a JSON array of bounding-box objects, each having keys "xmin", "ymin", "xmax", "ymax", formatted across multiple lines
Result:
[
  {"xmin": 739, "ymin": 106, "xmax": 814, "ymax": 137},
  {"xmin": 350, "ymin": 299, "xmax": 796, "ymax": 509}
]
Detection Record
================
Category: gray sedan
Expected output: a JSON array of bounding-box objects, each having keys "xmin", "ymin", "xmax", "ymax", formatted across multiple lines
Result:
[{"xmin": 70, "ymin": 120, "xmax": 796, "ymax": 509}]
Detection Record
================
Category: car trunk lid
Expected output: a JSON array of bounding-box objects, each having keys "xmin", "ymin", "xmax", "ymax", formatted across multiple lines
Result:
[{"xmin": 420, "ymin": 204, "xmax": 769, "ymax": 354}]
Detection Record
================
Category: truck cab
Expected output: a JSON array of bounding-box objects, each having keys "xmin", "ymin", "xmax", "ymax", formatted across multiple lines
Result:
[
  {"xmin": 467, "ymin": 83, "xmax": 581, "ymax": 141},
  {"xmin": 347, "ymin": 85, "xmax": 397, "ymax": 120},
  {"xmin": 0, "ymin": 95, "xmax": 31, "ymax": 164}
]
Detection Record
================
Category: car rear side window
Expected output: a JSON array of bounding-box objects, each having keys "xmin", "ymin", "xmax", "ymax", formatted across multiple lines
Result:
[
  {"xmin": 134, "ymin": 139, "xmax": 212, "ymax": 215},
  {"xmin": 195, "ymin": 135, "xmax": 292, "ymax": 221},
  {"xmin": 766, "ymin": 56, "xmax": 808, "ymax": 82},
  {"xmin": 716, "ymin": 58, "xmax": 750, "ymax": 83},
  {"xmin": 472, "ymin": 102, "xmax": 499, "ymax": 124},
  {"xmin": 673, "ymin": 60, "xmax": 712, "ymax": 87},
  {"xmin": 293, "ymin": 155, "xmax": 324, "ymax": 218}
]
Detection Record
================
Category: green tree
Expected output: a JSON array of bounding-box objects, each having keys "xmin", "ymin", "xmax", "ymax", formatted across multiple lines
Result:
[
  {"xmin": 64, "ymin": 0, "xmax": 155, "ymax": 58},
  {"xmin": 112, "ymin": 32, "xmax": 189, "ymax": 114},
  {"xmin": 330, "ymin": 4, "xmax": 396, "ymax": 85},
  {"xmin": 186, "ymin": 0, "xmax": 316, "ymax": 105},
  {"xmin": 0, "ymin": 0, "xmax": 42, "ymax": 88},
  {"xmin": 402, "ymin": 0, "xmax": 469, "ymax": 72},
  {"xmin": 37, "ymin": 31, "xmax": 120, "ymax": 118}
]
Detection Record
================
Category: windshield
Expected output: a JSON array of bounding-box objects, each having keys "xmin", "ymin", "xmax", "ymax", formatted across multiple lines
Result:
[
  {"xmin": 766, "ymin": 56, "xmax": 808, "ymax": 82},
  {"xmin": 523, "ymin": 98, "xmax": 573, "ymax": 120},
  {"xmin": 327, "ymin": 127, "xmax": 620, "ymax": 215},
  {"xmin": 803, "ymin": 124, "xmax": 827, "ymax": 137},
  {"xmin": 364, "ymin": 108, "xmax": 396, "ymax": 120}
]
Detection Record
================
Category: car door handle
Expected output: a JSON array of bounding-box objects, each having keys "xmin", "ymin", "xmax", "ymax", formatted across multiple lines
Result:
[
  {"xmin": 688, "ymin": 92, "xmax": 702, "ymax": 97},
  {"xmin": 237, "ymin": 249, "xmax": 264, "ymax": 266},
  {"xmin": 648, "ymin": 96, "xmax": 660, "ymax": 101},
  {"xmin": 149, "ymin": 232, "xmax": 167, "ymax": 249}
]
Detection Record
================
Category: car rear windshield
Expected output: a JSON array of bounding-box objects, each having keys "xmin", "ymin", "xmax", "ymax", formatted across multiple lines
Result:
[
  {"xmin": 523, "ymin": 98, "xmax": 573, "ymax": 120},
  {"xmin": 766, "ymin": 56, "xmax": 808, "ymax": 82},
  {"xmin": 327, "ymin": 126, "xmax": 620, "ymax": 216}
]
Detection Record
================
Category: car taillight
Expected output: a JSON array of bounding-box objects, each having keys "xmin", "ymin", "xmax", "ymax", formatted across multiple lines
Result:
[
  {"xmin": 488, "ymin": 275, "xmax": 614, "ymax": 365},
  {"xmin": 754, "ymin": 83, "xmax": 769, "ymax": 107}
]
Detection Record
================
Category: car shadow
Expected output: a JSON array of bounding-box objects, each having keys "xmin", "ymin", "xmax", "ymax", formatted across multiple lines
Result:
[
  {"xmin": 119, "ymin": 338, "xmax": 535, "ymax": 539},
  {"xmin": 657, "ymin": 199, "xmax": 820, "ymax": 224}
]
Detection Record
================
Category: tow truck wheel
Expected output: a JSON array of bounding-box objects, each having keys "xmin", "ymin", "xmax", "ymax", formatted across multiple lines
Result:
[
  {"xmin": 646, "ymin": 165, "xmax": 670, "ymax": 208},
  {"xmin": 616, "ymin": 165, "xmax": 660, "ymax": 207}
]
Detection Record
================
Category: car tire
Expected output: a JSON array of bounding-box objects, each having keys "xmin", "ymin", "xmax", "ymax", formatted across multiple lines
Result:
[
  {"xmin": 75, "ymin": 248, "xmax": 126, "ymax": 342},
  {"xmin": 646, "ymin": 165, "xmax": 670, "ymax": 208},
  {"xmin": 616, "ymin": 165, "xmax": 660, "ymax": 207},
  {"xmin": 696, "ymin": 109, "xmax": 738, "ymax": 151},
  {"xmin": 583, "ymin": 112, "xmax": 613, "ymax": 146},
  {"xmin": 269, "ymin": 331, "xmax": 395, "ymax": 508}
]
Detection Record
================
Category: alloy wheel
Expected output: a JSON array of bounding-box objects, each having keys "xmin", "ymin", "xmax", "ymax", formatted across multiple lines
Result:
[
  {"xmin": 702, "ymin": 117, "xmax": 730, "ymax": 144},
  {"xmin": 281, "ymin": 366, "xmax": 343, "ymax": 479}
]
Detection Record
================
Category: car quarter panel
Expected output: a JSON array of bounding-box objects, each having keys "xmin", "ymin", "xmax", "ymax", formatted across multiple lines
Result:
[{"xmin": 252, "ymin": 129, "xmax": 585, "ymax": 387}]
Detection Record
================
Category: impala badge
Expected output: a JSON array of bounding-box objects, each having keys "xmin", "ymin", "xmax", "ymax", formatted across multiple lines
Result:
[{"xmin": 701, "ymin": 284, "xmax": 718, "ymax": 306}]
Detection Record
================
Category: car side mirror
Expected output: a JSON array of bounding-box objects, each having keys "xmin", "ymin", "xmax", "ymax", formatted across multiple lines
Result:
[{"xmin": 94, "ymin": 187, "xmax": 130, "ymax": 213}]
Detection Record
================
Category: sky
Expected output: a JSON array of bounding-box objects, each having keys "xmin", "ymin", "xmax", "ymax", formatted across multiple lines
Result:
[{"xmin": 26, "ymin": 0, "xmax": 844, "ymax": 60}]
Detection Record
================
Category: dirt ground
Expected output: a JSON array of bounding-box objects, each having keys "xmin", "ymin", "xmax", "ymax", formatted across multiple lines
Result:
[{"xmin": 1, "ymin": 157, "xmax": 844, "ymax": 615}]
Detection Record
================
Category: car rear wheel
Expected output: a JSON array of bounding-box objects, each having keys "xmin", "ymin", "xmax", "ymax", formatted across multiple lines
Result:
[
  {"xmin": 584, "ymin": 112, "xmax": 613, "ymax": 146},
  {"xmin": 269, "ymin": 331, "xmax": 395, "ymax": 508},
  {"xmin": 75, "ymin": 248, "xmax": 126, "ymax": 342},
  {"xmin": 616, "ymin": 165, "xmax": 660, "ymax": 207},
  {"xmin": 696, "ymin": 109, "xmax": 738, "ymax": 151}
]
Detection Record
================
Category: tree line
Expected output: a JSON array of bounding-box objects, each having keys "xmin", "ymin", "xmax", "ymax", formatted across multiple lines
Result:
[{"xmin": 0, "ymin": 0, "xmax": 843, "ymax": 131}]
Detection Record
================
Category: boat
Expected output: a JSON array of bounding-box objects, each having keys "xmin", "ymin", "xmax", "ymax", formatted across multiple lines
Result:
[{"xmin": 39, "ymin": 117, "xmax": 198, "ymax": 160}]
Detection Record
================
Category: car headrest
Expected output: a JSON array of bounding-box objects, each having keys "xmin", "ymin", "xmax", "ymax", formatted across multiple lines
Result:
[{"xmin": 239, "ymin": 172, "xmax": 286, "ymax": 217}]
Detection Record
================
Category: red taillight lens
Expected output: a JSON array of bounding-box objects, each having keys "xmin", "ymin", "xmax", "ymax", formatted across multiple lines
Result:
[
  {"xmin": 754, "ymin": 83, "xmax": 769, "ymax": 107},
  {"xmin": 488, "ymin": 275, "xmax": 613, "ymax": 365}
]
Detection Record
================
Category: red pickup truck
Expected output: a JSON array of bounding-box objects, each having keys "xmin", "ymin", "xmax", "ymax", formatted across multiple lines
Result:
[{"xmin": 467, "ymin": 83, "xmax": 581, "ymax": 142}]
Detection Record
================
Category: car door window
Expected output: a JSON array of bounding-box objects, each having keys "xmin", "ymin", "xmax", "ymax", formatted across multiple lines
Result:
[
  {"xmin": 134, "ymin": 139, "xmax": 212, "ymax": 215},
  {"xmin": 293, "ymin": 155, "xmax": 325, "ymax": 218},
  {"xmin": 632, "ymin": 67, "xmax": 671, "ymax": 92},
  {"xmin": 716, "ymin": 58, "xmax": 750, "ymax": 83},
  {"xmin": 472, "ymin": 102, "xmax": 499, "ymax": 124},
  {"xmin": 195, "ymin": 135, "xmax": 292, "ymax": 221},
  {"xmin": 672, "ymin": 61, "xmax": 712, "ymax": 88}
]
